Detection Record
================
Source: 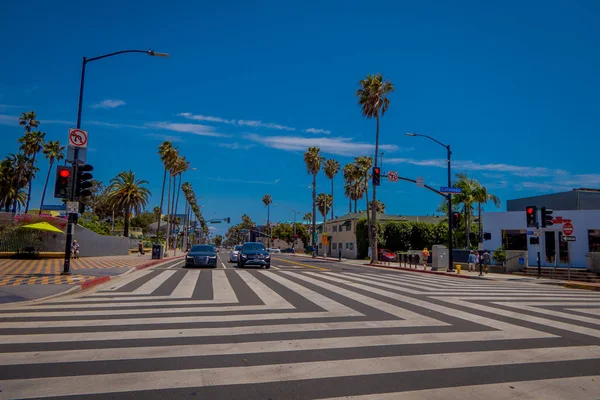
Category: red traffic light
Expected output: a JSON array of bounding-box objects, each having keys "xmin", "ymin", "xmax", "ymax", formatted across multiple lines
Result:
[
  {"xmin": 59, "ymin": 169, "xmax": 71, "ymax": 178},
  {"xmin": 526, "ymin": 207, "xmax": 534, "ymax": 215}
]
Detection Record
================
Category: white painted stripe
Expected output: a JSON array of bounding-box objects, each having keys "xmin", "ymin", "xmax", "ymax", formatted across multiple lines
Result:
[
  {"xmin": 321, "ymin": 375, "xmax": 600, "ymax": 400},
  {"xmin": 437, "ymin": 297, "xmax": 600, "ymax": 339},
  {"xmin": 0, "ymin": 319, "xmax": 447, "ymax": 344},
  {"xmin": 491, "ymin": 302, "xmax": 600, "ymax": 326},
  {"xmin": 212, "ymin": 270, "xmax": 237, "ymax": 303},
  {"xmin": 2, "ymin": 346, "xmax": 597, "ymax": 398},
  {"xmin": 0, "ymin": 328, "xmax": 552, "ymax": 366},
  {"xmin": 236, "ymin": 270, "xmax": 288, "ymax": 307},
  {"xmin": 169, "ymin": 270, "xmax": 201, "ymax": 298},
  {"xmin": 567, "ymin": 308, "xmax": 600, "ymax": 317},
  {"xmin": 98, "ymin": 270, "xmax": 155, "ymax": 292},
  {"xmin": 284, "ymin": 272, "xmax": 444, "ymax": 325},
  {"xmin": 131, "ymin": 270, "xmax": 177, "ymax": 295},
  {"xmin": 306, "ymin": 272, "xmax": 548, "ymax": 335}
]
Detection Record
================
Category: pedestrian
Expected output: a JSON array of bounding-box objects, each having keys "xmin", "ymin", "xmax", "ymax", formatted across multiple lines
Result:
[
  {"xmin": 138, "ymin": 240, "xmax": 144, "ymax": 256},
  {"xmin": 482, "ymin": 249, "xmax": 491, "ymax": 274},
  {"xmin": 468, "ymin": 250, "xmax": 477, "ymax": 272},
  {"xmin": 338, "ymin": 245, "xmax": 342, "ymax": 261},
  {"xmin": 312, "ymin": 245, "xmax": 316, "ymax": 258},
  {"xmin": 421, "ymin": 247, "xmax": 429, "ymax": 270},
  {"xmin": 71, "ymin": 240, "xmax": 80, "ymax": 259}
]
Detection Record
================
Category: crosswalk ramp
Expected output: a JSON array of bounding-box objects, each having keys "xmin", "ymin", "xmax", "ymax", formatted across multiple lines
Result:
[{"xmin": 0, "ymin": 269, "xmax": 598, "ymax": 399}]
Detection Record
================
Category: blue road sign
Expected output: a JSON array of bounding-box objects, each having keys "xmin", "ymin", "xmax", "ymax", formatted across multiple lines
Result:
[
  {"xmin": 42, "ymin": 204, "xmax": 67, "ymax": 211},
  {"xmin": 440, "ymin": 186, "xmax": 463, "ymax": 194},
  {"xmin": 527, "ymin": 230, "xmax": 534, "ymax": 235},
  {"xmin": 519, "ymin": 257, "xmax": 525, "ymax": 265}
]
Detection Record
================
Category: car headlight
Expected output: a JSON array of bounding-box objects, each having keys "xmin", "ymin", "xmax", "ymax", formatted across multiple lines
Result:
[
  {"xmin": 186, "ymin": 255, "xmax": 193, "ymax": 259},
  {"xmin": 241, "ymin": 254, "xmax": 247, "ymax": 258},
  {"xmin": 209, "ymin": 256, "xmax": 216, "ymax": 259}
]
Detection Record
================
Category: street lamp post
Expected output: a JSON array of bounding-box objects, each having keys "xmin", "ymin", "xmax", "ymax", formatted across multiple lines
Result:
[
  {"xmin": 62, "ymin": 49, "xmax": 168, "ymax": 275},
  {"xmin": 406, "ymin": 133, "xmax": 454, "ymax": 271}
]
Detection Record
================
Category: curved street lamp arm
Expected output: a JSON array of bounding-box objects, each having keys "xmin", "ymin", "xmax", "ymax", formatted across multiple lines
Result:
[
  {"xmin": 86, "ymin": 49, "xmax": 165, "ymax": 63},
  {"xmin": 413, "ymin": 133, "xmax": 448, "ymax": 150}
]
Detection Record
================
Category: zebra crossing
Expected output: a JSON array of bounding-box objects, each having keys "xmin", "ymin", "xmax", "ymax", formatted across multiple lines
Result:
[{"xmin": 0, "ymin": 267, "xmax": 599, "ymax": 399}]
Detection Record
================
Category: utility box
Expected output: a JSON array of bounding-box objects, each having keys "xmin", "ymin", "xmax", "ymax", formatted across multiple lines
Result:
[
  {"xmin": 152, "ymin": 244, "xmax": 164, "ymax": 260},
  {"xmin": 432, "ymin": 245, "xmax": 448, "ymax": 271}
]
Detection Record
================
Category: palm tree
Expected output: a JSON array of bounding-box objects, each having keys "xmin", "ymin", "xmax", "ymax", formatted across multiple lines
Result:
[
  {"xmin": 317, "ymin": 193, "xmax": 333, "ymax": 253},
  {"xmin": 6, "ymin": 153, "xmax": 31, "ymax": 213},
  {"xmin": 19, "ymin": 111, "xmax": 40, "ymax": 133},
  {"xmin": 304, "ymin": 146, "xmax": 324, "ymax": 246},
  {"xmin": 157, "ymin": 142, "xmax": 177, "ymax": 241},
  {"xmin": 372, "ymin": 199, "xmax": 386, "ymax": 213},
  {"xmin": 356, "ymin": 73, "xmax": 394, "ymax": 262},
  {"xmin": 17, "ymin": 129, "xmax": 45, "ymax": 213},
  {"xmin": 473, "ymin": 184, "xmax": 501, "ymax": 244},
  {"xmin": 323, "ymin": 159, "xmax": 340, "ymax": 219},
  {"xmin": 262, "ymin": 194, "xmax": 273, "ymax": 247},
  {"xmin": 106, "ymin": 170, "xmax": 151, "ymax": 238},
  {"xmin": 170, "ymin": 155, "xmax": 189, "ymax": 253},
  {"xmin": 38, "ymin": 140, "xmax": 65, "ymax": 215},
  {"xmin": 355, "ymin": 156, "xmax": 373, "ymax": 224},
  {"xmin": 453, "ymin": 173, "xmax": 480, "ymax": 248}
]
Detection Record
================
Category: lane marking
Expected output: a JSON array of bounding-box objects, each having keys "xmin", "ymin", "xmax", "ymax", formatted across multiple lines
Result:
[
  {"xmin": 220, "ymin": 260, "xmax": 227, "ymax": 269},
  {"xmin": 272, "ymin": 265, "xmax": 281, "ymax": 270},
  {"xmin": 272, "ymin": 257, "xmax": 328, "ymax": 271}
]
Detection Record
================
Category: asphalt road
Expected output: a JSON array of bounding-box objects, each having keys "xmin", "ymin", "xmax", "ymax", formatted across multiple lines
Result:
[{"xmin": 0, "ymin": 252, "xmax": 599, "ymax": 399}]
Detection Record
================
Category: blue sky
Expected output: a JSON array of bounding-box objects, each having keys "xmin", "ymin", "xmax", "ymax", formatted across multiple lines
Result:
[{"xmin": 1, "ymin": 0, "xmax": 599, "ymax": 235}]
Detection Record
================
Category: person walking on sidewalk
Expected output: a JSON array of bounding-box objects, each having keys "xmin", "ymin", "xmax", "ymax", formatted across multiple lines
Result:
[
  {"xmin": 421, "ymin": 248, "xmax": 429, "ymax": 270},
  {"xmin": 482, "ymin": 249, "xmax": 491, "ymax": 274},
  {"xmin": 138, "ymin": 241, "xmax": 144, "ymax": 257},
  {"xmin": 71, "ymin": 240, "xmax": 80, "ymax": 259},
  {"xmin": 338, "ymin": 246, "xmax": 342, "ymax": 261},
  {"xmin": 468, "ymin": 250, "xmax": 477, "ymax": 272}
]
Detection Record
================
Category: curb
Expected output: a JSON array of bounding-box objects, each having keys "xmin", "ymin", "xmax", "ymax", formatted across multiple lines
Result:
[
  {"xmin": 76, "ymin": 255, "xmax": 186, "ymax": 292},
  {"xmin": 363, "ymin": 263, "xmax": 491, "ymax": 280},
  {"xmin": 563, "ymin": 282, "xmax": 600, "ymax": 292}
]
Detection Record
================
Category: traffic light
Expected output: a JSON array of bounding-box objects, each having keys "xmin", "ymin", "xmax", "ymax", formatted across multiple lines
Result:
[
  {"xmin": 483, "ymin": 232, "xmax": 492, "ymax": 241},
  {"xmin": 53, "ymin": 166, "xmax": 72, "ymax": 199},
  {"xmin": 452, "ymin": 212, "xmax": 460, "ymax": 228},
  {"xmin": 526, "ymin": 206, "xmax": 537, "ymax": 228},
  {"xmin": 225, "ymin": 217, "xmax": 231, "ymax": 224},
  {"xmin": 372, "ymin": 167, "xmax": 381, "ymax": 186},
  {"xmin": 529, "ymin": 236, "xmax": 539, "ymax": 245},
  {"xmin": 541, "ymin": 207, "xmax": 554, "ymax": 227},
  {"xmin": 74, "ymin": 164, "xmax": 94, "ymax": 199}
]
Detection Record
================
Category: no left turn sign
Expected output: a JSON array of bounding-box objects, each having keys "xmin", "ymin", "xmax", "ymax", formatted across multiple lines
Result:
[
  {"xmin": 68, "ymin": 128, "xmax": 88, "ymax": 148},
  {"xmin": 388, "ymin": 171, "xmax": 398, "ymax": 182}
]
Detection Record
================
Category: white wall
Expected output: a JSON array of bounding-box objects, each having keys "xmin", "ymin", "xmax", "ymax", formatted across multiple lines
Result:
[{"xmin": 483, "ymin": 210, "xmax": 600, "ymax": 268}]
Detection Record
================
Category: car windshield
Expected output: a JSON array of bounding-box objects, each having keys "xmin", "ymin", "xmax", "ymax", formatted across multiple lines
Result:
[
  {"xmin": 243, "ymin": 243, "xmax": 266, "ymax": 252},
  {"xmin": 190, "ymin": 245, "xmax": 214, "ymax": 252},
  {"xmin": 234, "ymin": 245, "xmax": 242, "ymax": 251}
]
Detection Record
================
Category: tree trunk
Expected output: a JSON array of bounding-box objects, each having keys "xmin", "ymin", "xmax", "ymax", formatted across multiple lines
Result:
[
  {"xmin": 267, "ymin": 203, "xmax": 270, "ymax": 248},
  {"xmin": 38, "ymin": 159, "xmax": 53, "ymax": 215},
  {"xmin": 465, "ymin": 207, "xmax": 471, "ymax": 249},
  {"xmin": 370, "ymin": 116, "xmax": 380, "ymax": 263},
  {"xmin": 166, "ymin": 174, "xmax": 172, "ymax": 248},
  {"xmin": 478, "ymin": 202, "xmax": 482, "ymax": 246},
  {"xmin": 330, "ymin": 178, "xmax": 334, "ymax": 220},
  {"xmin": 123, "ymin": 207, "xmax": 131, "ymax": 237},
  {"xmin": 172, "ymin": 174, "xmax": 182, "ymax": 256},
  {"xmin": 156, "ymin": 168, "xmax": 167, "ymax": 240},
  {"xmin": 322, "ymin": 209, "xmax": 327, "ymax": 256},
  {"xmin": 24, "ymin": 153, "xmax": 37, "ymax": 213},
  {"xmin": 311, "ymin": 173, "xmax": 317, "ymax": 246},
  {"xmin": 354, "ymin": 199, "xmax": 357, "ymax": 213},
  {"xmin": 349, "ymin": 196, "xmax": 352, "ymax": 213}
]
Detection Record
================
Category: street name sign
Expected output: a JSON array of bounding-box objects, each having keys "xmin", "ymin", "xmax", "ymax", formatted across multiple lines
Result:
[
  {"xmin": 440, "ymin": 186, "xmax": 462, "ymax": 194},
  {"xmin": 416, "ymin": 177, "xmax": 424, "ymax": 187},
  {"xmin": 562, "ymin": 236, "xmax": 576, "ymax": 242},
  {"xmin": 66, "ymin": 201, "xmax": 79, "ymax": 214}
]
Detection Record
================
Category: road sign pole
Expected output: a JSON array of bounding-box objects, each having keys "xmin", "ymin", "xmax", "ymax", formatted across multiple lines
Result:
[{"xmin": 447, "ymin": 145, "xmax": 453, "ymax": 272}]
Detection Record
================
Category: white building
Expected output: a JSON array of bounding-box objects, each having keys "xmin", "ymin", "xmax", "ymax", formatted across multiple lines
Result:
[{"xmin": 483, "ymin": 189, "xmax": 600, "ymax": 270}]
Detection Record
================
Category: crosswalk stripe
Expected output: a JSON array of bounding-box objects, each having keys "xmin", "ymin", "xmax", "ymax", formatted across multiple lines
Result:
[
  {"xmin": 169, "ymin": 269, "xmax": 201, "ymax": 298},
  {"xmin": 236, "ymin": 270, "xmax": 289, "ymax": 307},
  {"xmin": 212, "ymin": 270, "xmax": 238, "ymax": 303},
  {"xmin": 132, "ymin": 270, "xmax": 178, "ymax": 294},
  {"xmin": 95, "ymin": 270, "xmax": 155, "ymax": 292},
  {"xmin": 2, "ymin": 346, "xmax": 598, "ymax": 398}
]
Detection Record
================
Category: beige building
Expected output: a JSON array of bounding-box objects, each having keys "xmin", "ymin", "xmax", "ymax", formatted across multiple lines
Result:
[{"xmin": 316, "ymin": 212, "xmax": 443, "ymax": 259}]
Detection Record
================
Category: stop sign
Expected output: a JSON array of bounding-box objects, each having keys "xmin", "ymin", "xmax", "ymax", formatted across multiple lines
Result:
[{"xmin": 563, "ymin": 222, "xmax": 574, "ymax": 236}]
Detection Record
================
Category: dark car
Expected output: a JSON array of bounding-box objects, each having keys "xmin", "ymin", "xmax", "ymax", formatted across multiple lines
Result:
[
  {"xmin": 238, "ymin": 242, "xmax": 271, "ymax": 269},
  {"xmin": 378, "ymin": 248, "xmax": 396, "ymax": 262},
  {"xmin": 185, "ymin": 244, "xmax": 218, "ymax": 268}
]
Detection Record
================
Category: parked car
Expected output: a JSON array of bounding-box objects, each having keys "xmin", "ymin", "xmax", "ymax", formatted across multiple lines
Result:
[
  {"xmin": 238, "ymin": 242, "xmax": 271, "ymax": 269},
  {"xmin": 230, "ymin": 244, "xmax": 242, "ymax": 262},
  {"xmin": 267, "ymin": 248, "xmax": 281, "ymax": 253},
  {"xmin": 378, "ymin": 248, "xmax": 396, "ymax": 262},
  {"xmin": 185, "ymin": 244, "xmax": 218, "ymax": 268}
]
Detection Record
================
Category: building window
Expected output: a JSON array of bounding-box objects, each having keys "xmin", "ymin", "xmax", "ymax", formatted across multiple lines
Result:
[
  {"xmin": 589, "ymin": 230, "xmax": 600, "ymax": 252},
  {"xmin": 339, "ymin": 242, "xmax": 342, "ymax": 251},
  {"xmin": 501, "ymin": 230, "xmax": 527, "ymax": 251},
  {"xmin": 333, "ymin": 225, "xmax": 337, "ymax": 232},
  {"xmin": 319, "ymin": 243, "xmax": 322, "ymax": 249},
  {"xmin": 339, "ymin": 224, "xmax": 343, "ymax": 231},
  {"xmin": 346, "ymin": 222, "xmax": 352, "ymax": 231},
  {"xmin": 346, "ymin": 242, "xmax": 354, "ymax": 250},
  {"xmin": 332, "ymin": 242, "xmax": 337, "ymax": 250}
]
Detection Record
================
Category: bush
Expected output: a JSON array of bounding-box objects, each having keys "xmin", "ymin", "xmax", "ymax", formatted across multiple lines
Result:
[{"xmin": 355, "ymin": 218, "xmax": 385, "ymax": 259}]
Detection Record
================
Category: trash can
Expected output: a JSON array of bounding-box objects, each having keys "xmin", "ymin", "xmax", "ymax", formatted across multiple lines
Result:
[{"xmin": 152, "ymin": 244, "xmax": 163, "ymax": 260}]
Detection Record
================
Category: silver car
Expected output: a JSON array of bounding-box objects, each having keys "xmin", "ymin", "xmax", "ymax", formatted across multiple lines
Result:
[{"xmin": 230, "ymin": 244, "xmax": 242, "ymax": 262}]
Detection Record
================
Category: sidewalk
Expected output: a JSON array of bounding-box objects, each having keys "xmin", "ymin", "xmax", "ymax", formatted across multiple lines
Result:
[
  {"xmin": 292, "ymin": 253, "xmax": 600, "ymax": 291},
  {"xmin": 0, "ymin": 253, "xmax": 185, "ymax": 304}
]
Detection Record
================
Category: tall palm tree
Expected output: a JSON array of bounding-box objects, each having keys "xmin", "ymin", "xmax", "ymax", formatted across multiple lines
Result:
[
  {"xmin": 303, "ymin": 212, "xmax": 312, "ymax": 244},
  {"xmin": 156, "ymin": 141, "xmax": 175, "ymax": 240},
  {"xmin": 38, "ymin": 140, "xmax": 65, "ymax": 214},
  {"xmin": 473, "ymin": 184, "xmax": 501, "ymax": 244},
  {"xmin": 6, "ymin": 153, "xmax": 31, "ymax": 213},
  {"xmin": 304, "ymin": 146, "xmax": 324, "ymax": 246},
  {"xmin": 262, "ymin": 194, "xmax": 273, "ymax": 247},
  {"xmin": 323, "ymin": 159, "xmax": 340, "ymax": 219},
  {"xmin": 18, "ymin": 111, "xmax": 40, "ymax": 133},
  {"xmin": 453, "ymin": 173, "xmax": 480, "ymax": 248},
  {"xmin": 316, "ymin": 193, "xmax": 333, "ymax": 253},
  {"xmin": 356, "ymin": 73, "xmax": 394, "ymax": 262},
  {"xmin": 106, "ymin": 170, "xmax": 151, "ymax": 238},
  {"xmin": 17, "ymin": 130, "xmax": 45, "ymax": 213},
  {"xmin": 354, "ymin": 156, "xmax": 373, "ymax": 225},
  {"xmin": 170, "ymin": 155, "xmax": 189, "ymax": 252}
]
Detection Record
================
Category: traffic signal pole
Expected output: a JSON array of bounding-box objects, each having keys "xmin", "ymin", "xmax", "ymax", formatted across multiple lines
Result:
[{"xmin": 446, "ymin": 145, "xmax": 454, "ymax": 272}]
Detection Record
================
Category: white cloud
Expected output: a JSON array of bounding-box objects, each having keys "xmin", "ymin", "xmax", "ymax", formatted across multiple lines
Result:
[
  {"xmin": 91, "ymin": 99, "xmax": 126, "ymax": 109},
  {"xmin": 40, "ymin": 119, "xmax": 73, "ymax": 125},
  {"xmin": 144, "ymin": 133, "xmax": 185, "ymax": 143},
  {"xmin": 218, "ymin": 142, "xmax": 255, "ymax": 150},
  {"xmin": 305, "ymin": 128, "xmax": 331, "ymax": 134},
  {"xmin": 208, "ymin": 176, "xmax": 281, "ymax": 185},
  {"xmin": 0, "ymin": 104, "xmax": 24, "ymax": 110},
  {"xmin": 245, "ymin": 133, "xmax": 399, "ymax": 157},
  {"xmin": 208, "ymin": 226, "xmax": 218, "ymax": 231},
  {"xmin": 88, "ymin": 121, "xmax": 147, "ymax": 129},
  {"xmin": 148, "ymin": 122, "xmax": 228, "ymax": 137},
  {"xmin": 0, "ymin": 114, "xmax": 18, "ymax": 125},
  {"xmin": 178, "ymin": 112, "xmax": 296, "ymax": 131}
]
